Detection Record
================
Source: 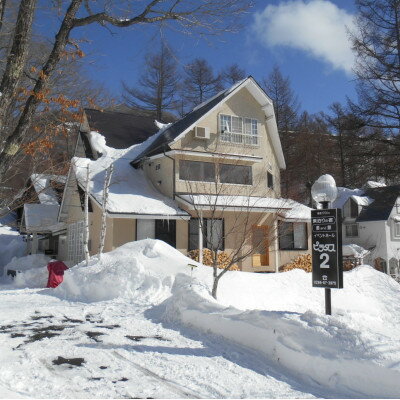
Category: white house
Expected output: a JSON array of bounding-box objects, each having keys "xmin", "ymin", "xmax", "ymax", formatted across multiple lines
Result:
[{"xmin": 332, "ymin": 182, "xmax": 400, "ymax": 279}]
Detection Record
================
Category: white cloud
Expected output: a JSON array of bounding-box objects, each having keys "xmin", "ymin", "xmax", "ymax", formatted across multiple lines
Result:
[{"xmin": 253, "ymin": 0, "xmax": 355, "ymax": 74}]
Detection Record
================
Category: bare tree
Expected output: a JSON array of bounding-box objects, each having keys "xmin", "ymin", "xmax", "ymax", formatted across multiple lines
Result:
[
  {"xmin": 221, "ymin": 63, "xmax": 246, "ymax": 86},
  {"xmin": 182, "ymin": 58, "xmax": 223, "ymax": 110},
  {"xmin": 122, "ymin": 43, "xmax": 179, "ymax": 122},
  {"xmin": 178, "ymin": 153, "xmax": 291, "ymax": 299},
  {"xmin": 349, "ymin": 0, "xmax": 400, "ymax": 133},
  {"xmin": 0, "ymin": 0, "xmax": 253, "ymax": 184}
]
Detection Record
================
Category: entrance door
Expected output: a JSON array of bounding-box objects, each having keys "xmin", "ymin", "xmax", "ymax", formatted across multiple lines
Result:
[{"xmin": 252, "ymin": 225, "xmax": 269, "ymax": 267}]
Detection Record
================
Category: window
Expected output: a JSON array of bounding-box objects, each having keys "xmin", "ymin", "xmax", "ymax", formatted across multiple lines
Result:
[
  {"xmin": 394, "ymin": 221, "xmax": 400, "ymax": 237},
  {"xmin": 179, "ymin": 160, "xmax": 215, "ymax": 182},
  {"xmin": 219, "ymin": 114, "xmax": 259, "ymax": 145},
  {"xmin": 137, "ymin": 219, "xmax": 176, "ymax": 247},
  {"xmin": 345, "ymin": 224, "xmax": 358, "ymax": 237},
  {"xmin": 279, "ymin": 222, "xmax": 307, "ymax": 250},
  {"xmin": 189, "ymin": 218, "xmax": 224, "ymax": 251},
  {"xmin": 267, "ymin": 172, "xmax": 274, "ymax": 189},
  {"xmin": 219, "ymin": 164, "xmax": 252, "ymax": 185},
  {"xmin": 344, "ymin": 198, "xmax": 359, "ymax": 218}
]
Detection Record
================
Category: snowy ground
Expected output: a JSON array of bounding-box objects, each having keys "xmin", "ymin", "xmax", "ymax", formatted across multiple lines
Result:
[{"xmin": 1, "ymin": 239, "xmax": 400, "ymax": 398}]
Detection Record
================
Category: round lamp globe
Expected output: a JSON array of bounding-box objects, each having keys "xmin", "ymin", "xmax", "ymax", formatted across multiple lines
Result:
[{"xmin": 311, "ymin": 174, "xmax": 338, "ymax": 204}]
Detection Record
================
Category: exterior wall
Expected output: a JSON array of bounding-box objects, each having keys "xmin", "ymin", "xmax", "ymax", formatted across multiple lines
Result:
[
  {"xmin": 385, "ymin": 200, "xmax": 400, "ymax": 263},
  {"xmin": 112, "ymin": 218, "xmax": 136, "ymax": 249},
  {"xmin": 170, "ymin": 87, "xmax": 281, "ymax": 198},
  {"xmin": 142, "ymin": 155, "xmax": 175, "ymax": 198}
]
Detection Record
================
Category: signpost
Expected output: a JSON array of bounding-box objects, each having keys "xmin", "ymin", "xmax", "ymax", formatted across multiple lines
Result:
[{"xmin": 311, "ymin": 208, "xmax": 343, "ymax": 314}]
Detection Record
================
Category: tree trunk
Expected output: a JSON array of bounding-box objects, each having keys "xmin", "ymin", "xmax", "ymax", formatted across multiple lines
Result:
[
  {"xmin": 98, "ymin": 164, "xmax": 113, "ymax": 258},
  {"xmin": 211, "ymin": 275, "xmax": 219, "ymax": 299},
  {"xmin": 0, "ymin": 0, "xmax": 7, "ymax": 31},
  {"xmin": 84, "ymin": 164, "xmax": 90, "ymax": 266},
  {"xmin": 0, "ymin": 0, "xmax": 83, "ymax": 182},
  {"xmin": 0, "ymin": 0, "xmax": 37, "ymax": 139}
]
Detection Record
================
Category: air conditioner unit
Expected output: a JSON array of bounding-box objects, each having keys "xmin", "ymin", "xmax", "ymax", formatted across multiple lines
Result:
[{"xmin": 195, "ymin": 126, "xmax": 210, "ymax": 139}]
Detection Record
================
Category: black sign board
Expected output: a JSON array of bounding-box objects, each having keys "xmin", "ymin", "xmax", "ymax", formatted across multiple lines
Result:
[{"xmin": 311, "ymin": 208, "xmax": 343, "ymax": 289}]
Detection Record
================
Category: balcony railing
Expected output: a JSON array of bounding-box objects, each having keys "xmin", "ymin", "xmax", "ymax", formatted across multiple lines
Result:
[{"xmin": 220, "ymin": 131, "xmax": 259, "ymax": 146}]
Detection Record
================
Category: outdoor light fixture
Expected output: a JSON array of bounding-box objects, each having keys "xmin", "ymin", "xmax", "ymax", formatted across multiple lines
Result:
[{"xmin": 311, "ymin": 174, "xmax": 338, "ymax": 207}]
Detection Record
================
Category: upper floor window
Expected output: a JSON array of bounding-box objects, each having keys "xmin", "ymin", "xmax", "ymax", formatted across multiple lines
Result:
[
  {"xmin": 179, "ymin": 160, "xmax": 215, "ymax": 182},
  {"xmin": 267, "ymin": 172, "xmax": 274, "ymax": 189},
  {"xmin": 345, "ymin": 224, "xmax": 358, "ymax": 237},
  {"xmin": 219, "ymin": 114, "xmax": 259, "ymax": 146},
  {"xmin": 344, "ymin": 198, "xmax": 359, "ymax": 218},
  {"xmin": 219, "ymin": 164, "xmax": 252, "ymax": 185},
  {"xmin": 394, "ymin": 221, "xmax": 400, "ymax": 237}
]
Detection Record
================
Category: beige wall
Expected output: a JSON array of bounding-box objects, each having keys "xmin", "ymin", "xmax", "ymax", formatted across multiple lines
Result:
[
  {"xmin": 171, "ymin": 86, "xmax": 281, "ymax": 198},
  {"xmin": 143, "ymin": 156, "xmax": 174, "ymax": 198},
  {"xmin": 112, "ymin": 218, "xmax": 136, "ymax": 249}
]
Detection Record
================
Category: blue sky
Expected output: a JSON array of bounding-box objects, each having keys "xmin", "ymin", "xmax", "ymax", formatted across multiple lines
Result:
[{"xmin": 36, "ymin": 0, "xmax": 359, "ymax": 115}]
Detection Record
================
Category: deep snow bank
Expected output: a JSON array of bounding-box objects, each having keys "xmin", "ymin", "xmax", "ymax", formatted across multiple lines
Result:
[
  {"xmin": 0, "ymin": 222, "xmax": 26, "ymax": 274},
  {"xmin": 162, "ymin": 267, "xmax": 400, "ymax": 398},
  {"xmin": 52, "ymin": 239, "xmax": 207, "ymax": 303}
]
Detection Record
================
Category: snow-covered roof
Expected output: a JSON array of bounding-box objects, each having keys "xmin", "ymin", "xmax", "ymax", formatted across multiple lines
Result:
[
  {"xmin": 176, "ymin": 194, "xmax": 311, "ymax": 221},
  {"xmin": 72, "ymin": 131, "xmax": 189, "ymax": 217},
  {"xmin": 351, "ymin": 195, "xmax": 374, "ymax": 207},
  {"xmin": 30, "ymin": 174, "xmax": 66, "ymax": 205},
  {"xmin": 332, "ymin": 187, "xmax": 365, "ymax": 210},
  {"xmin": 343, "ymin": 244, "xmax": 369, "ymax": 258},
  {"xmin": 280, "ymin": 200, "xmax": 312, "ymax": 222},
  {"xmin": 364, "ymin": 180, "xmax": 387, "ymax": 189},
  {"xmin": 23, "ymin": 204, "xmax": 59, "ymax": 231}
]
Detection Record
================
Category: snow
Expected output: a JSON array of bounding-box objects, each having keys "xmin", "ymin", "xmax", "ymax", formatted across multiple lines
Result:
[
  {"xmin": 30, "ymin": 174, "xmax": 65, "ymax": 205},
  {"xmin": 154, "ymin": 120, "xmax": 171, "ymax": 130},
  {"xmin": 364, "ymin": 180, "xmax": 386, "ymax": 188},
  {"xmin": 88, "ymin": 131, "xmax": 107, "ymax": 155},
  {"xmin": 1, "ymin": 238, "xmax": 400, "ymax": 398},
  {"xmin": 351, "ymin": 195, "xmax": 373, "ymax": 207},
  {"xmin": 72, "ymin": 130, "xmax": 188, "ymax": 216},
  {"xmin": 331, "ymin": 186, "xmax": 365, "ymax": 210},
  {"xmin": 23, "ymin": 204, "xmax": 59, "ymax": 231},
  {"xmin": 281, "ymin": 200, "xmax": 312, "ymax": 221},
  {"xmin": 342, "ymin": 244, "xmax": 369, "ymax": 258},
  {"xmin": 0, "ymin": 216, "xmax": 26, "ymax": 275}
]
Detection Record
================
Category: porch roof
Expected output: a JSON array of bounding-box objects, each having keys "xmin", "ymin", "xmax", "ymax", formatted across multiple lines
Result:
[
  {"xmin": 22, "ymin": 204, "xmax": 59, "ymax": 232},
  {"xmin": 176, "ymin": 194, "xmax": 312, "ymax": 221}
]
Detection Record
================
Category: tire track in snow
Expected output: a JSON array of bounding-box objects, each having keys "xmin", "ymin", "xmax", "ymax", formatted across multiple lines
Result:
[{"xmin": 112, "ymin": 350, "xmax": 202, "ymax": 399}]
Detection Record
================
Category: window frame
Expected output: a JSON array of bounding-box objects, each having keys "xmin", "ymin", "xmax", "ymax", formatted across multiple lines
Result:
[
  {"xmin": 179, "ymin": 160, "xmax": 216, "ymax": 183},
  {"xmin": 219, "ymin": 113, "xmax": 259, "ymax": 146},
  {"xmin": 267, "ymin": 171, "xmax": 274, "ymax": 189},
  {"xmin": 278, "ymin": 222, "xmax": 308, "ymax": 251},
  {"xmin": 345, "ymin": 223, "xmax": 359, "ymax": 237},
  {"xmin": 219, "ymin": 163, "xmax": 252, "ymax": 185},
  {"xmin": 188, "ymin": 218, "xmax": 225, "ymax": 251}
]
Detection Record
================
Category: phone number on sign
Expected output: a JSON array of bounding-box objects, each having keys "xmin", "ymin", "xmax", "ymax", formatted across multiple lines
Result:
[{"xmin": 314, "ymin": 280, "xmax": 337, "ymax": 286}]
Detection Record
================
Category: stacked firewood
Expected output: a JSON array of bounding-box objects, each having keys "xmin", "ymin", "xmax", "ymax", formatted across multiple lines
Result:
[
  {"xmin": 188, "ymin": 249, "xmax": 239, "ymax": 271},
  {"xmin": 343, "ymin": 259, "xmax": 357, "ymax": 271},
  {"xmin": 280, "ymin": 254, "xmax": 312, "ymax": 272}
]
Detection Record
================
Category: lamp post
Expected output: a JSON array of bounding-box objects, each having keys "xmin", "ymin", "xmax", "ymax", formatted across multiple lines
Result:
[{"xmin": 311, "ymin": 174, "xmax": 339, "ymax": 316}]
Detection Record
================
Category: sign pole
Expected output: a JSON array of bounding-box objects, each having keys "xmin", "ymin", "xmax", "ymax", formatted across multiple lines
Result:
[
  {"xmin": 311, "ymin": 203, "xmax": 343, "ymax": 316},
  {"xmin": 321, "ymin": 201, "xmax": 332, "ymax": 315}
]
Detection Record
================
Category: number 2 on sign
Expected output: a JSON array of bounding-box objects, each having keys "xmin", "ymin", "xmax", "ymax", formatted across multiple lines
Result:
[{"xmin": 320, "ymin": 253, "xmax": 330, "ymax": 268}]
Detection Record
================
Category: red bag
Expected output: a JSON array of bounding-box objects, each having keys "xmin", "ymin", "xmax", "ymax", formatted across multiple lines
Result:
[{"xmin": 46, "ymin": 261, "xmax": 68, "ymax": 288}]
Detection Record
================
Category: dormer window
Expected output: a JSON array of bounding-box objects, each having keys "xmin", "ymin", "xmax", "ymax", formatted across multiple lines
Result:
[
  {"xmin": 344, "ymin": 198, "xmax": 359, "ymax": 218},
  {"xmin": 219, "ymin": 114, "xmax": 259, "ymax": 146}
]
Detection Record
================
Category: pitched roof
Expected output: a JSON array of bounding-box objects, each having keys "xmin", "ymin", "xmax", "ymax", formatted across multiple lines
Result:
[
  {"xmin": 84, "ymin": 108, "xmax": 159, "ymax": 149},
  {"xmin": 356, "ymin": 185, "xmax": 400, "ymax": 222},
  {"xmin": 130, "ymin": 77, "xmax": 286, "ymax": 169}
]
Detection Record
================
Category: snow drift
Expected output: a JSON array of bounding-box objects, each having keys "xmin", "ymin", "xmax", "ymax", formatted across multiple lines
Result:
[
  {"xmin": 0, "ymin": 222, "xmax": 26, "ymax": 275},
  {"xmin": 41, "ymin": 239, "xmax": 400, "ymax": 397},
  {"xmin": 52, "ymin": 239, "xmax": 206, "ymax": 303}
]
